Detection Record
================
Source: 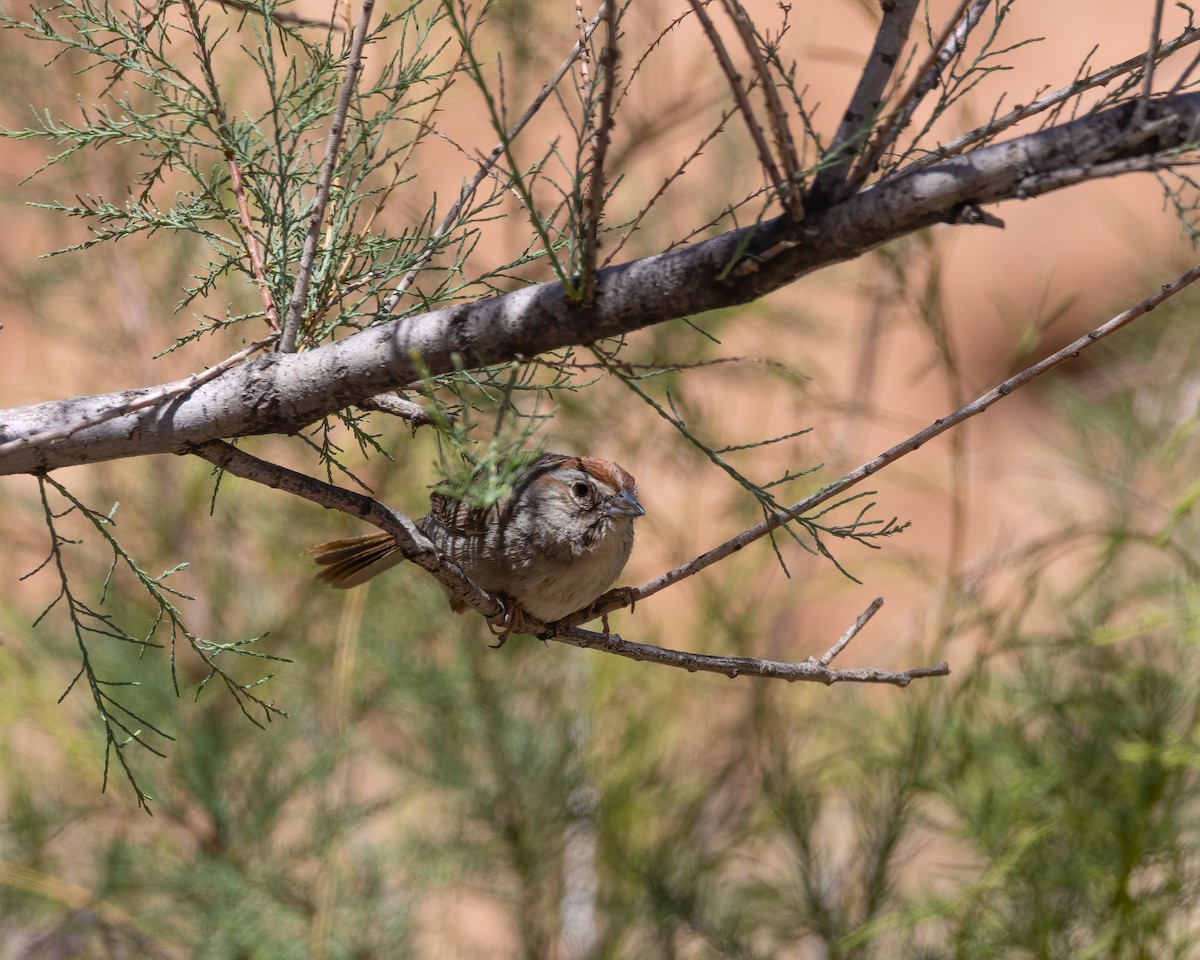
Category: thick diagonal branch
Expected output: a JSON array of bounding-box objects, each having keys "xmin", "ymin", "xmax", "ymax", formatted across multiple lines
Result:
[{"xmin": 4, "ymin": 93, "xmax": 1200, "ymax": 476}]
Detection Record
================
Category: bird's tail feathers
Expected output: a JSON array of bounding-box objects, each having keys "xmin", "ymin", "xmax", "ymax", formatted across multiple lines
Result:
[{"xmin": 304, "ymin": 533, "xmax": 401, "ymax": 588}]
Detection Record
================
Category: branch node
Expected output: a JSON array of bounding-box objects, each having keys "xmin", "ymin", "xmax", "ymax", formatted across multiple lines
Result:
[{"xmin": 945, "ymin": 201, "xmax": 1005, "ymax": 228}]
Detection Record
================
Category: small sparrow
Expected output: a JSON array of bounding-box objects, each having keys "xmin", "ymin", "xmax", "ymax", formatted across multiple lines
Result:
[{"xmin": 305, "ymin": 452, "xmax": 644, "ymax": 626}]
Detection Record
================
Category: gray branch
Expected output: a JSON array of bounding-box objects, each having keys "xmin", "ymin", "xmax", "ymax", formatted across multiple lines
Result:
[
  {"xmin": 809, "ymin": 0, "xmax": 921, "ymax": 203},
  {"xmin": 3, "ymin": 93, "xmax": 1199, "ymax": 476}
]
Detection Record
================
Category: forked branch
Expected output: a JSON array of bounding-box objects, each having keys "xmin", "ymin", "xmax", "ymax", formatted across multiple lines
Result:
[
  {"xmin": 847, "ymin": 0, "xmax": 991, "ymax": 190},
  {"xmin": 555, "ymin": 599, "xmax": 947, "ymax": 686},
  {"xmin": 7, "ymin": 90, "xmax": 1199, "ymax": 476},
  {"xmin": 720, "ymin": 0, "xmax": 804, "ymax": 219},
  {"xmin": 687, "ymin": 0, "xmax": 789, "ymax": 215},
  {"xmin": 809, "ymin": 0, "xmax": 920, "ymax": 204}
]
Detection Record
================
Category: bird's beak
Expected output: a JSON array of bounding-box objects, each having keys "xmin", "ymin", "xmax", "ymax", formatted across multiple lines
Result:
[{"xmin": 605, "ymin": 488, "xmax": 645, "ymax": 519}]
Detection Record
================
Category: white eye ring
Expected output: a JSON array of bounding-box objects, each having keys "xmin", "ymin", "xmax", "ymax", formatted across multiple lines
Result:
[{"xmin": 570, "ymin": 480, "xmax": 592, "ymax": 500}]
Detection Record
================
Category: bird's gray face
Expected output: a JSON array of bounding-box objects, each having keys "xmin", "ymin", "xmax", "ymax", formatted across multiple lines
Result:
[{"xmin": 517, "ymin": 456, "xmax": 643, "ymax": 554}]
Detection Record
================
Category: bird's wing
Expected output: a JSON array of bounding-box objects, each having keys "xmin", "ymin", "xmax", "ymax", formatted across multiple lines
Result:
[
  {"xmin": 426, "ymin": 489, "xmax": 496, "ymax": 536},
  {"xmin": 425, "ymin": 452, "xmax": 570, "ymax": 536}
]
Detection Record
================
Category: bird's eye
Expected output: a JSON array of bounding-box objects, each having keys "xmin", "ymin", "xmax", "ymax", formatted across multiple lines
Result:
[{"xmin": 571, "ymin": 480, "xmax": 592, "ymax": 500}]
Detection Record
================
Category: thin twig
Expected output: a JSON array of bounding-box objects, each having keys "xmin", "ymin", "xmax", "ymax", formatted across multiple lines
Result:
[
  {"xmin": 569, "ymin": 261, "xmax": 1200, "ymax": 623},
  {"xmin": 720, "ymin": 0, "xmax": 804, "ymax": 220},
  {"xmin": 554, "ymin": 599, "xmax": 947, "ymax": 686},
  {"xmin": 808, "ymin": 0, "xmax": 921, "ymax": 204},
  {"xmin": 225, "ymin": 149, "xmax": 281, "ymax": 334},
  {"xmin": 601, "ymin": 103, "xmax": 739, "ymax": 267},
  {"xmin": 211, "ymin": 0, "xmax": 344, "ymax": 30},
  {"xmin": 817, "ymin": 597, "xmax": 884, "ymax": 666},
  {"xmin": 1170, "ymin": 37, "xmax": 1200, "ymax": 93},
  {"xmin": 381, "ymin": 4, "xmax": 608, "ymax": 315},
  {"xmin": 686, "ymin": 0, "xmax": 787, "ymax": 212},
  {"xmin": 0, "ymin": 335, "xmax": 279, "ymax": 459},
  {"xmin": 181, "ymin": 0, "xmax": 280, "ymax": 335},
  {"xmin": 580, "ymin": 1, "xmax": 618, "ymax": 305},
  {"xmin": 847, "ymin": 0, "xmax": 989, "ymax": 191},
  {"xmin": 897, "ymin": 25, "xmax": 1200, "ymax": 178},
  {"xmin": 1138, "ymin": 0, "xmax": 1166, "ymax": 119},
  {"xmin": 355, "ymin": 393, "xmax": 439, "ymax": 427},
  {"xmin": 574, "ymin": 0, "xmax": 593, "ymax": 91},
  {"xmin": 613, "ymin": 8, "xmax": 692, "ymax": 115},
  {"xmin": 279, "ymin": 0, "xmax": 376, "ymax": 352}
]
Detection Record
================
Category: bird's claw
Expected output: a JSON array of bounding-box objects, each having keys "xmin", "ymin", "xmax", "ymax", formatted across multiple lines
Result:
[
  {"xmin": 585, "ymin": 586, "xmax": 637, "ymax": 631},
  {"xmin": 611, "ymin": 585, "xmax": 637, "ymax": 615},
  {"xmin": 486, "ymin": 600, "xmax": 526, "ymax": 649}
]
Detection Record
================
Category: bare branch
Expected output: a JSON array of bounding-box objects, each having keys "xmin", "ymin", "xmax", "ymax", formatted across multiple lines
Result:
[
  {"xmin": 818, "ymin": 596, "xmax": 883, "ymax": 666},
  {"xmin": 808, "ymin": 0, "xmax": 921, "ymax": 204},
  {"xmin": 1140, "ymin": 0, "xmax": 1167, "ymax": 109},
  {"xmin": 354, "ymin": 393, "xmax": 440, "ymax": 428},
  {"xmin": 721, "ymin": 0, "xmax": 804, "ymax": 220},
  {"xmin": 211, "ymin": 0, "xmax": 343, "ymax": 30},
  {"xmin": 686, "ymin": 0, "xmax": 787, "ymax": 213},
  {"xmin": 279, "ymin": 0, "xmax": 376, "ymax": 353},
  {"xmin": 580, "ymin": 1, "xmax": 619, "ymax": 305},
  {"xmin": 848, "ymin": 0, "xmax": 990, "ymax": 190},
  {"xmin": 553, "ymin": 607, "xmax": 948, "ymax": 686},
  {"xmin": 0, "ymin": 335, "xmax": 278, "ymax": 460},
  {"xmin": 194, "ymin": 443, "xmax": 945, "ymax": 685},
  {"xmin": 1170, "ymin": 35, "xmax": 1200, "ymax": 93}
]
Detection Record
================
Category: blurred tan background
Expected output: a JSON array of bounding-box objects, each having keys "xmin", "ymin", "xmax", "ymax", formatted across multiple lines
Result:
[{"xmin": 1, "ymin": 1, "xmax": 1198, "ymax": 956}]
